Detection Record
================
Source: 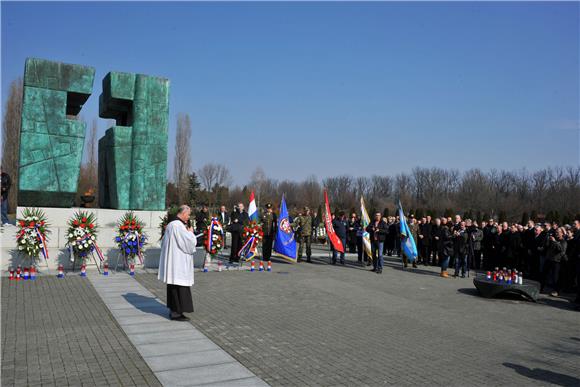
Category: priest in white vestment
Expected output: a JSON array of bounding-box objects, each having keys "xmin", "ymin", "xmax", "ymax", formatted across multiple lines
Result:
[{"xmin": 158, "ymin": 205, "xmax": 197, "ymax": 321}]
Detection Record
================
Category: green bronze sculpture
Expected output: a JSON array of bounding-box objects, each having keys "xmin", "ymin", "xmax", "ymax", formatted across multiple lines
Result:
[
  {"xmin": 98, "ymin": 72, "xmax": 169, "ymax": 210},
  {"xmin": 18, "ymin": 58, "xmax": 95, "ymax": 207}
]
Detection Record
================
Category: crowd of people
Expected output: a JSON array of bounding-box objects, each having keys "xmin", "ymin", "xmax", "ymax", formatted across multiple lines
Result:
[{"xmin": 192, "ymin": 204, "xmax": 580, "ymax": 305}]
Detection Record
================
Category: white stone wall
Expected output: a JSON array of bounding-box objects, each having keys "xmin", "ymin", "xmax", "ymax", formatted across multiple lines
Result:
[{"xmin": 0, "ymin": 207, "xmax": 205, "ymax": 271}]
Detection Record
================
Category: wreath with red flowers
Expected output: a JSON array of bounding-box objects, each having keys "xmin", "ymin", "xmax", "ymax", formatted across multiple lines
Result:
[
  {"xmin": 66, "ymin": 211, "xmax": 98, "ymax": 259},
  {"xmin": 242, "ymin": 221, "xmax": 264, "ymax": 243},
  {"xmin": 15, "ymin": 208, "xmax": 50, "ymax": 259},
  {"xmin": 203, "ymin": 218, "xmax": 224, "ymax": 256}
]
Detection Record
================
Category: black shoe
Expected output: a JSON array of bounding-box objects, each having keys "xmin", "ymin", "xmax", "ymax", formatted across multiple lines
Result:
[
  {"xmin": 366, "ymin": 262, "xmax": 371, "ymax": 266},
  {"xmin": 377, "ymin": 270, "xmax": 382, "ymax": 274},
  {"xmin": 172, "ymin": 315, "xmax": 189, "ymax": 321},
  {"xmin": 371, "ymin": 268, "xmax": 376, "ymax": 272},
  {"xmin": 341, "ymin": 261, "xmax": 345, "ymax": 266}
]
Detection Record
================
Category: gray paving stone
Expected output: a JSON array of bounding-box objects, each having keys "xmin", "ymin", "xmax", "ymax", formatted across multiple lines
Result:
[
  {"xmin": 1, "ymin": 276, "xmax": 161, "ymax": 386},
  {"xmin": 136, "ymin": 245, "xmax": 580, "ymax": 387},
  {"xmin": 145, "ymin": 349, "xmax": 236, "ymax": 372},
  {"xmin": 155, "ymin": 362, "xmax": 258, "ymax": 386},
  {"xmin": 138, "ymin": 339, "xmax": 220, "ymax": 357},
  {"xmin": 129, "ymin": 329, "xmax": 205, "ymax": 345}
]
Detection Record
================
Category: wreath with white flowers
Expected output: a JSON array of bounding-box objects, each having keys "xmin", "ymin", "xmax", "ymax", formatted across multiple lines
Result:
[
  {"xmin": 16, "ymin": 208, "xmax": 50, "ymax": 260},
  {"xmin": 66, "ymin": 211, "xmax": 98, "ymax": 260},
  {"xmin": 203, "ymin": 217, "xmax": 224, "ymax": 256}
]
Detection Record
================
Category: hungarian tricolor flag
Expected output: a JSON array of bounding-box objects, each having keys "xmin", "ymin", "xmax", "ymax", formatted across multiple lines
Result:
[{"xmin": 324, "ymin": 190, "xmax": 344, "ymax": 253}]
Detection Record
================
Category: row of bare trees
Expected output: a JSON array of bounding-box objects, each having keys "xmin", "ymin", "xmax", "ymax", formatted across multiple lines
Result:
[{"xmin": 178, "ymin": 166, "xmax": 580, "ymax": 224}]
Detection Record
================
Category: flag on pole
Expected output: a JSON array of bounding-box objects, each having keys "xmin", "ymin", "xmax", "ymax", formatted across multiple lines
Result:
[
  {"xmin": 274, "ymin": 194, "xmax": 297, "ymax": 262},
  {"xmin": 360, "ymin": 196, "xmax": 373, "ymax": 258},
  {"xmin": 399, "ymin": 201, "xmax": 418, "ymax": 262},
  {"xmin": 324, "ymin": 190, "xmax": 344, "ymax": 253},
  {"xmin": 248, "ymin": 191, "xmax": 259, "ymax": 221}
]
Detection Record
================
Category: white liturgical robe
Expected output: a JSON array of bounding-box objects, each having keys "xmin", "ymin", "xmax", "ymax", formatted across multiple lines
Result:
[{"xmin": 158, "ymin": 220, "xmax": 197, "ymax": 286}]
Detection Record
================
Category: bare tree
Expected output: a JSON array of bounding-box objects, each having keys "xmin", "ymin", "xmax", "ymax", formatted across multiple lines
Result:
[
  {"xmin": 173, "ymin": 113, "xmax": 192, "ymax": 203},
  {"xmin": 215, "ymin": 164, "xmax": 233, "ymax": 188},
  {"xmin": 1, "ymin": 78, "xmax": 23, "ymax": 212},
  {"xmin": 198, "ymin": 163, "xmax": 219, "ymax": 191}
]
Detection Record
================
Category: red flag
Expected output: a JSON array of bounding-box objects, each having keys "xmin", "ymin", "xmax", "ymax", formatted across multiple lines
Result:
[{"xmin": 324, "ymin": 190, "xmax": 344, "ymax": 253}]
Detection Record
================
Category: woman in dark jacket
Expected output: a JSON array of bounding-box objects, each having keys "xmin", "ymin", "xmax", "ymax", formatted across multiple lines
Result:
[
  {"xmin": 541, "ymin": 228, "xmax": 567, "ymax": 297},
  {"xmin": 434, "ymin": 218, "xmax": 454, "ymax": 278}
]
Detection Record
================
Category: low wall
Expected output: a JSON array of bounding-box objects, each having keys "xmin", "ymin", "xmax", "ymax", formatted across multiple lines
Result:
[{"xmin": 0, "ymin": 207, "xmax": 208, "ymax": 271}]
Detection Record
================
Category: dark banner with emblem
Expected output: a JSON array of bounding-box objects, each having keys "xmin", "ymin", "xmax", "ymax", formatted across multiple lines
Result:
[{"xmin": 274, "ymin": 194, "xmax": 297, "ymax": 262}]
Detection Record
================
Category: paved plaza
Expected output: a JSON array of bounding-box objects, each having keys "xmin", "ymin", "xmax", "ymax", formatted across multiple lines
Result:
[{"xmin": 2, "ymin": 245, "xmax": 580, "ymax": 386}]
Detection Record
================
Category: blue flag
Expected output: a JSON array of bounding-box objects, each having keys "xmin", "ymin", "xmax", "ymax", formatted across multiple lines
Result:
[
  {"xmin": 274, "ymin": 195, "xmax": 297, "ymax": 262},
  {"xmin": 399, "ymin": 201, "xmax": 418, "ymax": 262}
]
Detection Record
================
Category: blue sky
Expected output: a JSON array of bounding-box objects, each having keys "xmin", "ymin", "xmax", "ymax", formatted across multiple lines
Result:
[{"xmin": 2, "ymin": 1, "xmax": 579, "ymax": 185}]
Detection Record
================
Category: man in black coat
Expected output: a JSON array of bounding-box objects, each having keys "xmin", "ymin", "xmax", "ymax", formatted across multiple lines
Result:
[
  {"xmin": 229, "ymin": 203, "xmax": 250, "ymax": 263},
  {"xmin": 418, "ymin": 217, "xmax": 433, "ymax": 265},
  {"xmin": 366, "ymin": 212, "xmax": 388, "ymax": 274},
  {"xmin": 331, "ymin": 212, "xmax": 348, "ymax": 265}
]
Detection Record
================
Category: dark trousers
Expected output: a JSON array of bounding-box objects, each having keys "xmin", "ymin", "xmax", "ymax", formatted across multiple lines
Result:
[
  {"xmin": 262, "ymin": 235, "xmax": 273, "ymax": 261},
  {"xmin": 431, "ymin": 242, "xmax": 439, "ymax": 265},
  {"xmin": 454, "ymin": 254, "xmax": 467, "ymax": 276},
  {"xmin": 541, "ymin": 260, "xmax": 561, "ymax": 293},
  {"xmin": 372, "ymin": 241, "xmax": 384, "ymax": 271},
  {"xmin": 420, "ymin": 244, "xmax": 431, "ymax": 264},
  {"xmin": 1, "ymin": 199, "xmax": 8, "ymax": 224},
  {"xmin": 230, "ymin": 232, "xmax": 242, "ymax": 262},
  {"xmin": 331, "ymin": 237, "xmax": 346, "ymax": 264},
  {"xmin": 167, "ymin": 284, "xmax": 193, "ymax": 316},
  {"xmin": 357, "ymin": 237, "xmax": 366, "ymax": 262},
  {"xmin": 472, "ymin": 250, "xmax": 482, "ymax": 270},
  {"xmin": 298, "ymin": 235, "xmax": 312, "ymax": 260}
]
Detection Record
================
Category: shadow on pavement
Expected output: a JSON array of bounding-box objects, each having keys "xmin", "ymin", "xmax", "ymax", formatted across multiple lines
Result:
[
  {"xmin": 503, "ymin": 363, "xmax": 580, "ymax": 386},
  {"xmin": 122, "ymin": 292, "xmax": 169, "ymax": 319}
]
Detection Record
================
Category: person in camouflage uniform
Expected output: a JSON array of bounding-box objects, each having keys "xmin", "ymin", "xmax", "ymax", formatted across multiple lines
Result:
[
  {"xmin": 260, "ymin": 203, "xmax": 277, "ymax": 262},
  {"xmin": 294, "ymin": 207, "xmax": 313, "ymax": 262}
]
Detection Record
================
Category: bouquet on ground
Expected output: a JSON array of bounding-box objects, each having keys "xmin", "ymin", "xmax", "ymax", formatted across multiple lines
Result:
[
  {"xmin": 115, "ymin": 212, "xmax": 147, "ymax": 264},
  {"xmin": 66, "ymin": 211, "xmax": 103, "ymax": 262},
  {"xmin": 204, "ymin": 217, "xmax": 224, "ymax": 256},
  {"xmin": 238, "ymin": 221, "xmax": 263, "ymax": 261},
  {"xmin": 16, "ymin": 208, "xmax": 50, "ymax": 260}
]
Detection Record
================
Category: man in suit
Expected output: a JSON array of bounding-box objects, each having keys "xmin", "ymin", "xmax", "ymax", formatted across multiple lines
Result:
[
  {"xmin": 218, "ymin": 205, "xmax": 230, "ymax": 248},
  {"xmin": 229, "ymin": 203, "xmax": 250, "ymax": 263},
  {"xmin": 366, "ymin": 212, "xmax": 388, "ymax": 274}
]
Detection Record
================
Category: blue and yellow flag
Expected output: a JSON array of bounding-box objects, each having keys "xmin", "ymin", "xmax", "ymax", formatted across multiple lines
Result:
[
  {"xmin": 399, "ymin": 201, "xmax": 418, "ymax": 262},
  {"xmin": 274, "ymin": 195, "xmax": 297, "ymax": 262}
]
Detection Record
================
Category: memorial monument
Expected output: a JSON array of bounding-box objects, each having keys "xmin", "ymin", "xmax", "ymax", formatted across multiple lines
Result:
[
  {"xmin": 18, "ymin": 58, "xmax": 95, "ymax": 207},
  {"xmin": 98, "ymin": 72, "xmax": 169, "ymax": 211}
]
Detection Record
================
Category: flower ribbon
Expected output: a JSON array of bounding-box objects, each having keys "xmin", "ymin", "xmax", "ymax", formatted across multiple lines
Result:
[
  {"xmin": 205, "ymin": 218, "xmax": 221, "ymax": 254},
  {"xmin": 34, "ymin": 226, "xmax": 49, "ymax": 261},
  {"xmin": 238, "ymin": 235, "xmax": 259, "ymax": 261}
]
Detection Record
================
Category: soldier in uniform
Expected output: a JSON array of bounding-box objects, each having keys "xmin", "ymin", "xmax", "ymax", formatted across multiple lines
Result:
[
  {"xmin": 261, "ymin": 203, "xmax": 277, "ymax": 262},
  {"xmin": 294, "ymin": 207, "xmax": 313, "ymax": 262}
]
